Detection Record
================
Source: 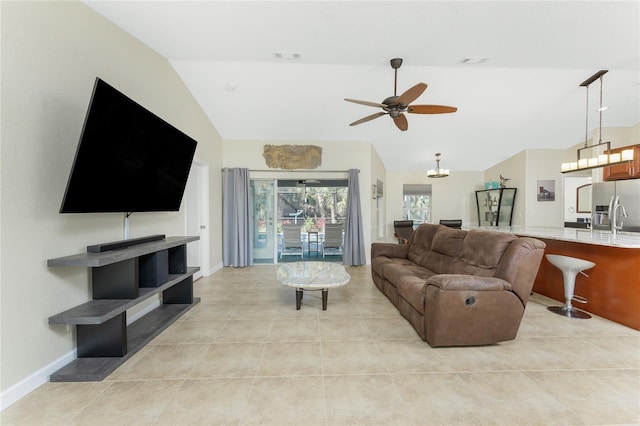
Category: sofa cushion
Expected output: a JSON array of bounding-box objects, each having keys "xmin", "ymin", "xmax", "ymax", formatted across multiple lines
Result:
[
  {"xmin": 407, "ymin": 224, "xmax": 440, "ymax": 265},
  {"xmin": 459, "ymin": 230, "xmax": 516, "ymax": 270},
  {"xmin": 382, "ymin": 262, "xmax": 435, "ymax": 288},
  {"xmin": 396, "ymin": 275, "xmax": 428, "ymax": 314},
  {"xmin": 420, "ymin": 227, "xmax": 467, "ymax": 274},
  {"xmin": 371, "ymin": 242, "xmax": 409, "ymax": 260},
  {"xmin": 372, "ymin": 256, "xmax": 415, "ymax": 279}
]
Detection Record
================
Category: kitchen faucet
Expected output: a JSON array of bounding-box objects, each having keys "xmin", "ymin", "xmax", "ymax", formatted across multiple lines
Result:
[{"xmin": 608, "ymin": 195, "xmax": 628, "ymax": 236}]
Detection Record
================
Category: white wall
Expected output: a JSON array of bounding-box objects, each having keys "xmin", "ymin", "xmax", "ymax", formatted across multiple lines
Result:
[
  {"xmin": 370, "ymin": 146, "xmax": 387, "ymax": 241},
  {"xmin": 1, "ymin": 1, "xmax": 223, "ymax": 400},
  {"xmin": 524, "ymin": 150, "xmax": 566, "ymax": 227},
  {"xmin": 595, "ymin": 123, "xmax": 640, "ymax": 151},
  {"xmin": 385, "ymin": 170, "xmax": 483, "ymax": 239}
]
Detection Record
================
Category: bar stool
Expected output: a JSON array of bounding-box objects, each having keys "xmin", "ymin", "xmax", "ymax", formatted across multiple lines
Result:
[{"xmin": 546, "ymin": 254, "xmax": 595, "ymax": 319}]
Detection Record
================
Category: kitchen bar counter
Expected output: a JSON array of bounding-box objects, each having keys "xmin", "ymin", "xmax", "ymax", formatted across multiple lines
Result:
[
  {"xmin": 465, "ymin": 225, "xmax": 640, "ymax": 248},
  {"xmin": 465, "ymin": 226, "xmax": 640, "ymax": 330}
]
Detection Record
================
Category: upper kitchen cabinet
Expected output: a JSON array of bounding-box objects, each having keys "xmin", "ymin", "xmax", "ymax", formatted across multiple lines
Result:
[{"xmin": 604, "ymin": 144, "xmax": 640, "ymax": 181}]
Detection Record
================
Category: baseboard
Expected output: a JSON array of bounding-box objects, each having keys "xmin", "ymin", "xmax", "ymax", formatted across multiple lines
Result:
[
  {"xmin": 1, "ymin": 262, "xmax": 224, "ymax": 411},
  {"xmin": 0, "ymin": 348, "xmax": 76, "ymax": 411},
  {"xmin": 0, "ymin": 299, "xmax": 167, "ymax": 411},
  {"xmin": 208, "ymin": 262, "xmax": 223, "ymax": 276}
]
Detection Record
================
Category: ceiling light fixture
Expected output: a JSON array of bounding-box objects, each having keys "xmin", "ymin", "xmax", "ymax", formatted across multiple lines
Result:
[
  {"xmin": 561, "ymin": 70, "xmax": 634, "ymax": 173},
  {"xmin": 427, "ymin": 153, "xmax": 450, "ymax": 178}
]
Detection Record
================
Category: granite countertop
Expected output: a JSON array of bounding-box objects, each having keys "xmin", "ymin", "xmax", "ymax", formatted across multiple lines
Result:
[{"xmin": 465, "ymin": 226, "xmax": 640, "ymax": 249}]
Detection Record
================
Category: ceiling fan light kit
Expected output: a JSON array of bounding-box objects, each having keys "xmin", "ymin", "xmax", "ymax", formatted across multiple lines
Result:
[
  {"xmin": 344, "ymin": 58, "xmax": 457, "ymax": 131},
  {"xmin": 427, "ymin": 153, "xmax": 450, "ymax": 178},
  {"xmin": 561, "ymin": 70, "xmax": 634, "ymax": 173}
]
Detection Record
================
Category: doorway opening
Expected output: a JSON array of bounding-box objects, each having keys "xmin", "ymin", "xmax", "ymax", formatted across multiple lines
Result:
[
  {"xmin": 185, "ymin": 161, "xmax": 210, "ymax": 279},
  {"xmin": 251, "ymin": 178, "xmax": 348, "ymax": 264}
]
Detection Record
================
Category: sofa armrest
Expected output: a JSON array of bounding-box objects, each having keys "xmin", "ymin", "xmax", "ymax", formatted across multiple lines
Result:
[
  {"xmin": 425, "ymin": 274, "xmax": 512, "ymax": 292},
  {"xmin": 371, "ymin": 242, "xmax": 409, "ymax": 259}
]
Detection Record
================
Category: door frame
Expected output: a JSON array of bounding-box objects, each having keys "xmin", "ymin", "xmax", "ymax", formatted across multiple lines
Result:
[
  {"xmin": 185, "ymin": 159, "xmax": 210, "ymax": 277},
  {"xmin": 250, "ymin": 178, "xmax": 278, "ymax": 263}
]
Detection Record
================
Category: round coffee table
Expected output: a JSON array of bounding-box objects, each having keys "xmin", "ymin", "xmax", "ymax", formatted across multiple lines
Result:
[{"xmin": 276, "ymin": 262, "xmax": 350, "ymax": 310}]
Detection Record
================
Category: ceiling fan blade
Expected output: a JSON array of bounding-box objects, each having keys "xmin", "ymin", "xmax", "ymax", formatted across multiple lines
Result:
[
  {"xmin": 349, "ymin": 111, "xmax": 386, "ymax": 126},
  {"xmin": 407, "ymin": 104, "xmax": 458, "ymax": 114},
  {"xmin": 393, "ymin": 113, "xmax": 408, "ymax": 131},
  {"xmin": 344, "ymin": 98, "xmax": 387, "ymax": 108},
  {"xmin": 396, "ymin": 83, "xmax": 427, "ymax": 106}
]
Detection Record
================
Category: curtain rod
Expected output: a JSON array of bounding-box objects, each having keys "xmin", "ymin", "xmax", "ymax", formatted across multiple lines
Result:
[
  {"xmin": 221, "ymin": 168, "xmax": 358, "ymax": 173},
  {"xmin": 249, "ymin": 169, "xmax": 355, "ymax": 173}
]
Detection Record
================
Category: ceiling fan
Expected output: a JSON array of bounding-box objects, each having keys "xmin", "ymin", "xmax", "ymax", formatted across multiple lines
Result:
[{"xmin": 344, "ymin": 58, "xmax": 457, "ymax": 131}]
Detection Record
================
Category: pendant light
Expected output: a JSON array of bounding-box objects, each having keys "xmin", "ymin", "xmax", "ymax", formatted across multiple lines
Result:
[
  {"xmin": 561, "ymin": 70, "xmax": 634, "ymax": 173},
  {"xmin": 427, "ymin": 153, "xmax": 449, "ymax": 178}
]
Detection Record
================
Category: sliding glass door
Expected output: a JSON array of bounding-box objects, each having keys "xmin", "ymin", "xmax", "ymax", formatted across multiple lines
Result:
[
  {"xmin": 250, "ymin": 178, "xmax": 348, "ymax": 263},
  {"xmin": 250, "ymin": 179, "xmax": 276, "ymax": 263}
]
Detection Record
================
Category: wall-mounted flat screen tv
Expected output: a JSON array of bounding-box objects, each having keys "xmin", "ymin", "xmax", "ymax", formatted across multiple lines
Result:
[{"xmin": 60, "ymin": 78, "xmax": 197, "ymax": 213}]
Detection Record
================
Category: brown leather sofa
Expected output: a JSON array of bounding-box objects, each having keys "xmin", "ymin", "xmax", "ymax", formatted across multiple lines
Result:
[{"xmin": 371, "ymin": 223, "xmax": 546, "ymax": 347}]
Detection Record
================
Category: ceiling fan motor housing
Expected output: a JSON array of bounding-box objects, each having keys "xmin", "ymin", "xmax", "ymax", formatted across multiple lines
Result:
[{"xmin": 383, "ymin": 96, "xmax": 404, "ymax": 115}]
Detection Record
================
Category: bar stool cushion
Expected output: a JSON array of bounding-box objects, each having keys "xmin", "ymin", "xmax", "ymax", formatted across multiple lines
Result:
[{"xmin": 546, "ymin": 254, "xmax": 595, "ymax": 273}]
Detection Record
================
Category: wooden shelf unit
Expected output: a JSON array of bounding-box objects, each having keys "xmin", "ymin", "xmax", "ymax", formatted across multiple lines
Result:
[{"xmin": 47, "ymin": 236, "xmax": 199, "ymax": 382}]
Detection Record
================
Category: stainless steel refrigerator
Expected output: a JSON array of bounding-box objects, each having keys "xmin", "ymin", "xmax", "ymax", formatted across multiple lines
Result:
[{"xmin": 592, "ymin": 180, "xmax": 640, "ymax": 232}]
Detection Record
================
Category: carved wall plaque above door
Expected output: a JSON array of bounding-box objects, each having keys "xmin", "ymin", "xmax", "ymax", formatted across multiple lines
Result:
[{"xmin": 263, "ymin": 144, "xmax": 322, "ymax": 169}]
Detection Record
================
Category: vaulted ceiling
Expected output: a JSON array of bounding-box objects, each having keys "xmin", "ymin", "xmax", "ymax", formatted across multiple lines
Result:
[{"xmin": 84, "ymin": 1, "xmax": 639, "ymax": 171}]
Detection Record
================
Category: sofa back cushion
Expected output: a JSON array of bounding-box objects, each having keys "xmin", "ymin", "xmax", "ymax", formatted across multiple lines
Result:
[
  {"xmin": 458, "ymin": 230, "xmax": 517, "ymax": 274},
  {"xmin": 407, "ymin": 224, "xmax": 440, "ymax": 264},
  {"xmin": 420, "ymin": 227, "xmax": 467, "ymax": 274},
  {"xmin": 418, "ymin": 227, "xmax": 517, "ymax": 276}
]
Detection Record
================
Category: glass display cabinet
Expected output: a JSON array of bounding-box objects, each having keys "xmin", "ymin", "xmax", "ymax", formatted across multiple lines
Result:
[{"xmin": 475, "ymin": 188, "xmax": 517, "ymax": 226}]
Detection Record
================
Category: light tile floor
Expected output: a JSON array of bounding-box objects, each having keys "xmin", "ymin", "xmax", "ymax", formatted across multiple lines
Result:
[{"xmin": 2, "ymin": 265, "xmax": 639, "ymax": 425}]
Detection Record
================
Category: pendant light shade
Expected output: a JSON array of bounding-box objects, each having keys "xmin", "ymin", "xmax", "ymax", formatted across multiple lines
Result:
[{"xmin": 427, "ymin": 153, "xmax": 449, "ymax": 178}]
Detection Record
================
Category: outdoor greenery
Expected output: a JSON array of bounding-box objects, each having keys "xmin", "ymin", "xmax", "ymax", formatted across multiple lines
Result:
[
  {"xmin": 403, "ymin": 194, "xmax": 431, "ymax": 224},
  {"xmin": 278, "ymin": 186, "xmax": 348, "ymax": 232}
]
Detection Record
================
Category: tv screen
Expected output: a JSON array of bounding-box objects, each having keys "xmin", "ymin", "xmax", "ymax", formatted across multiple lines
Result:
[{"xmin": 60, "ymin": 78, "xmax": 197, "ymax": 213}]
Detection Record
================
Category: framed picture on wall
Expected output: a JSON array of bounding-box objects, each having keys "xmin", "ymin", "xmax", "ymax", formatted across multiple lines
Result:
[{"xmin": 537, "ymin": 180, "xmax": 555, "ymax": 201}]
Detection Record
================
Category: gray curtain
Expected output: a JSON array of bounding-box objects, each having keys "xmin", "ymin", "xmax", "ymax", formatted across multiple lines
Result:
[
  {"xmin": 343, "ymin": 169, "xmax": 366, "ymax": 266},
  {"xmin": 222, "ymin": 168, "xmax": 252, "ymax": 267}
]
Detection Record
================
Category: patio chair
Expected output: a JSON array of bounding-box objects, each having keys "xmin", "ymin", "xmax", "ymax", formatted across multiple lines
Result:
[
  {"xmin": 322, "ymin": 223, "xmax": 343, "ymax": 258},
  {"xmin": 281, "ymin": 224, "xmax": 303, "ymax": 259}
]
